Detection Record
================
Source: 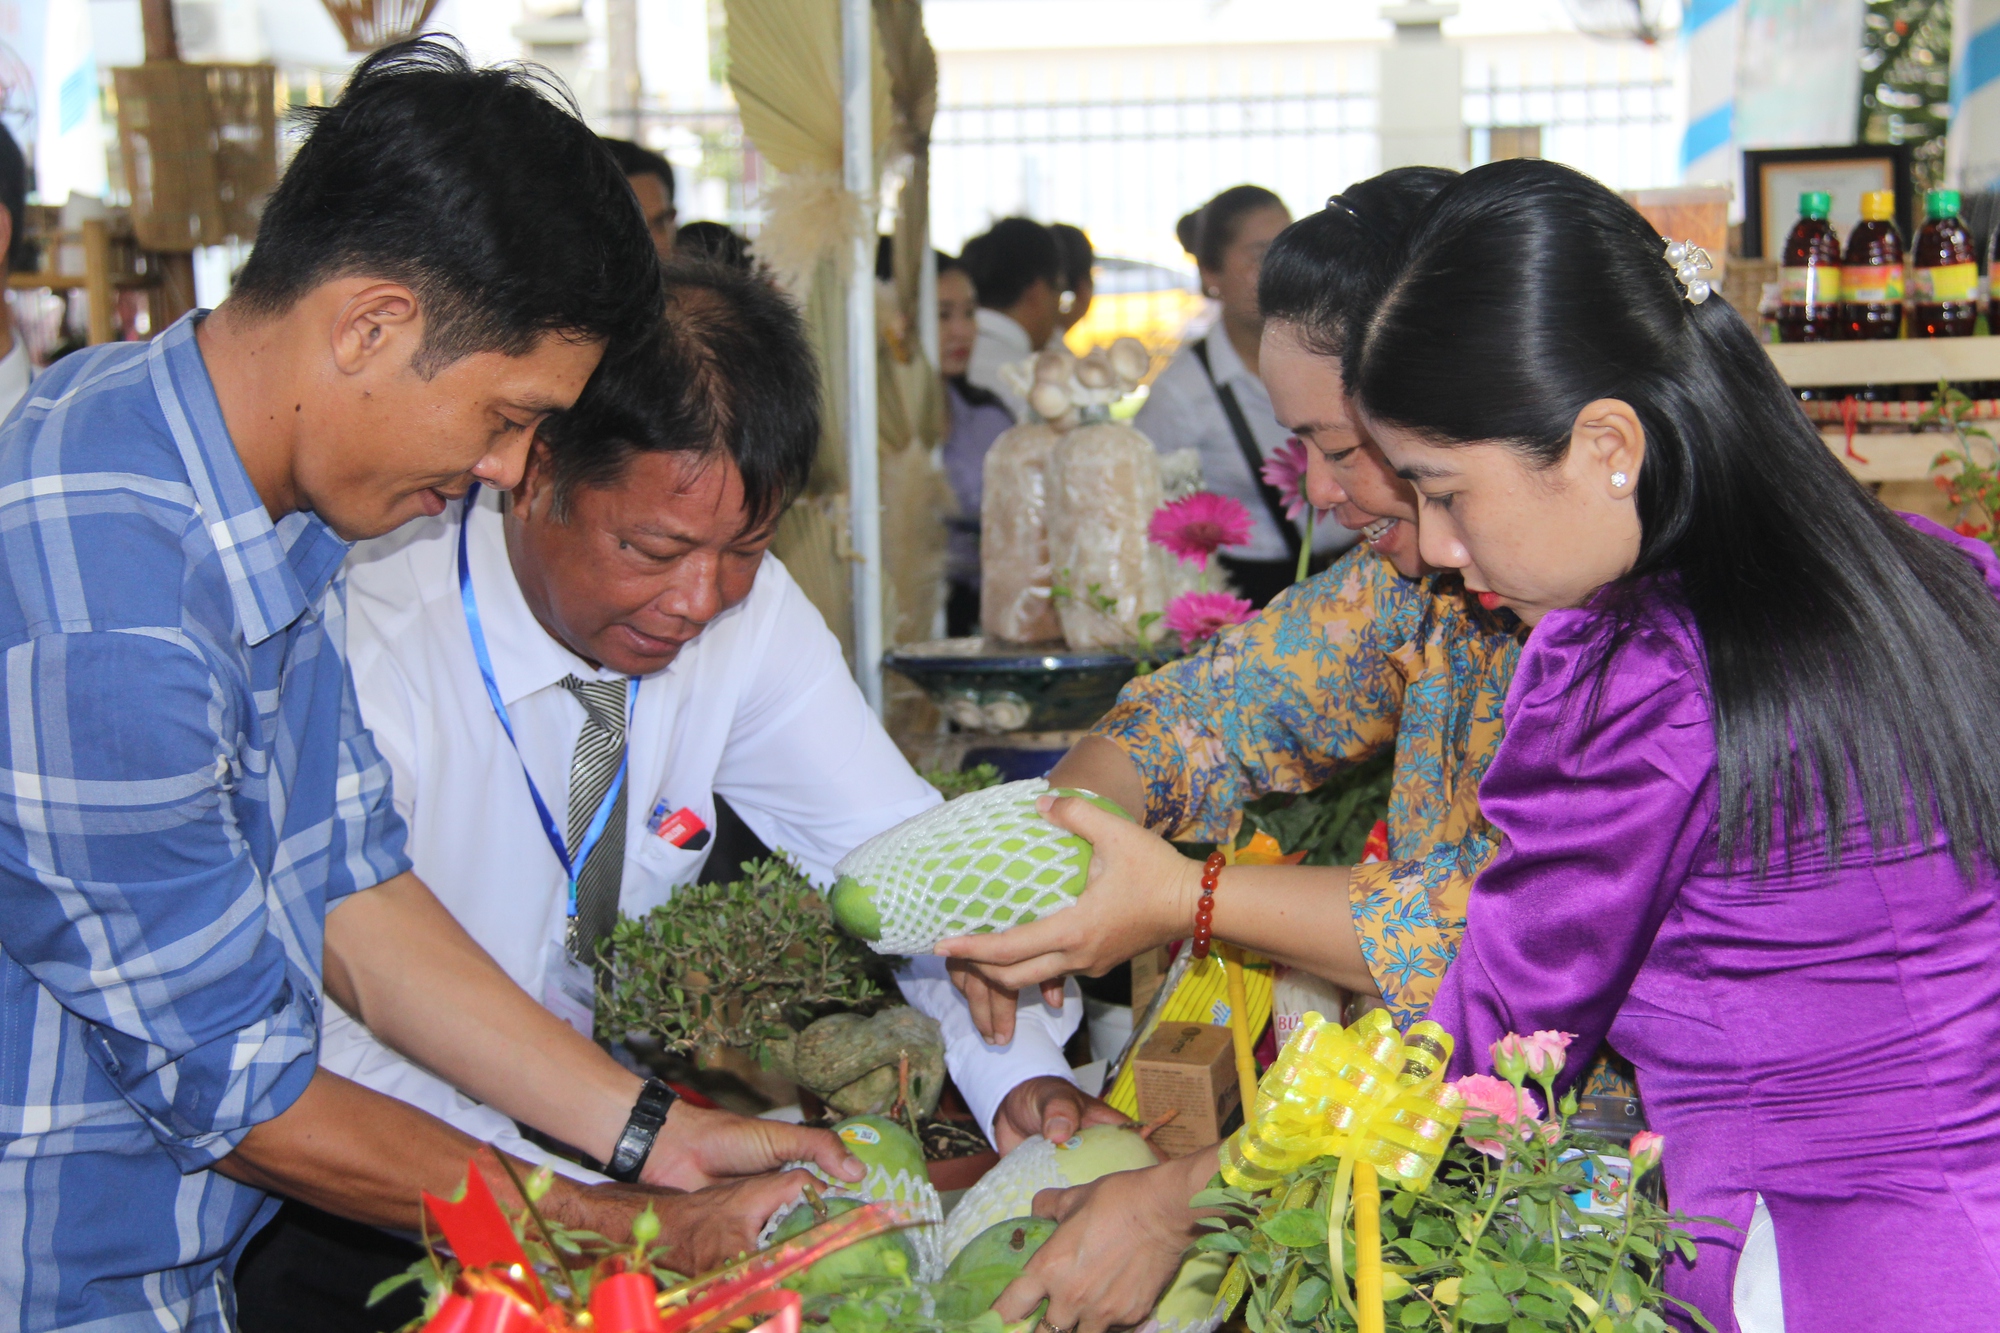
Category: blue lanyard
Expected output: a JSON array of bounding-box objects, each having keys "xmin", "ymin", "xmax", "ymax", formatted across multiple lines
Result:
[{"xmin": 457, "ymin": 485, "xmax": 637, "ymax": 916}]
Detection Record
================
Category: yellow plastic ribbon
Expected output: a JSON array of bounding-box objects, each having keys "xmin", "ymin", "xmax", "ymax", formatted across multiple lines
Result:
[{"xmin": 1217, "ymin": 1009, "xmax": 1465, "ymax": 1331}]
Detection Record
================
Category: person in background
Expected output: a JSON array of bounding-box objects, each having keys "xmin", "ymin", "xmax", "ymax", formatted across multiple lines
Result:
[
  {"xmin": 602, "ymin": 136, "xmax": 678, "ymax": 260},
  {"xmin": 678, "ymin": 220, "xmax": 755, "ymax": 271},
  {"xmin": 938, "ymin": 250, "xmax": 1016, "ymax": 636},
  {"xmin": 1051, "ymin": 222, "xmax": 1095, "ymax": 337},
  {"xmin": 1137, "ymin": 185, "xmax": 1356, "ymax": 607},
  {"xmin": 0, "ymin": 121, "xmax": 30, "ymax": 419},
  {"xmin": 961, "ymin": 216, "xmax": 1063, "ymax": 421}
]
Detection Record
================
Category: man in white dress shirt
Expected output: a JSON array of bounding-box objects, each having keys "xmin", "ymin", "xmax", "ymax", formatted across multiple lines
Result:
[
  {"xmin": 328, "ymin": 262, "xmax": 1118, "ymax": 1193},
  {"xmin": 0, "ymin": 125, "xmax": 32, "ymax": 421},
  {"xmin": 961, "ymin": 217, "xmax": 1064, "ymax": 422}
]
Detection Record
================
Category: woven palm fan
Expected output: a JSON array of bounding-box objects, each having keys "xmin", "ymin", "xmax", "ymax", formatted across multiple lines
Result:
[
  {"xmin": 729, "ymin": 0, "xmax": 892, "ymax": 650},
  {"xmin": 320, "ymin": 0, "xmax": 442, "ymax": 52}
]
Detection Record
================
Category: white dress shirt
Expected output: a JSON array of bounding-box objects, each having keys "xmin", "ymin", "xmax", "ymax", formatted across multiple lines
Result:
[
  {"xmin": 1135, "ymin": 325, "xmax": 1356, "ymax": 562},
  {"xmin": 326, "ymin": 489, "xmax": 1078, "ymax": 1166},
  {"xmin": 965, "ymin": 307, "xmax": 1033, "ymax": 423},
  {"xmin": 0, "ymin": 333, "xmax": 34, "ymax": 426}
]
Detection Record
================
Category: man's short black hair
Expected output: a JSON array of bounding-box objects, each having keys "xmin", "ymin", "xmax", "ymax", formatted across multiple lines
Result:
[
  {"xmin": 537, "ymin": 259, "xmax": 817, "ymax": 531},
  {"xmin": 959, "ymin": 218, "xmax": 1061, "ymax": 311},
  {"xmin": 1050, "ymin": 223, "xmax": 1093, "ymax": 294},
  {"xmin": 0, "ymin": 121, "xmax": 25, "ymax": 273},
  {"xmin": 230, "ymin": 38, "xmax": 662, "ymax": 372},
  {"xmin": 600, "ymin": 136, "xmax": 676, "ymax": 204},
  {"xmin": 679, "ymin": 221, "xmax": 753, "ymax": 271}
]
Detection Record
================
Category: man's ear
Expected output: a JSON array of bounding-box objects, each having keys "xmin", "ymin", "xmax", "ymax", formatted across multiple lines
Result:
[
  {"xmin": 1570, "ymin": 397, "xmax": 1646, "ymax": 497},
  {"xmin": 329, "ymin": 282, "xmax": 422, "ymax": 378},
  {"xmin": 512, "ymin": 439, "xmax": 556, "ymax": 521}
]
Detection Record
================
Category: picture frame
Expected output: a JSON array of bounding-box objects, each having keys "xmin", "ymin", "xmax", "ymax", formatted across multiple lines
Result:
[{"xmin": 1741, "ymin": 144, "xmax": 1914, "ymax": 260}]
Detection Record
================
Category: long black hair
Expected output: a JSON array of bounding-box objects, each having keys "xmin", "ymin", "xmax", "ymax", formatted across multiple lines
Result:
[
  {"xmin": 1350, "ymin": 158, "xmax": 2000, "ymax": 875},
  {"xmin": 1258, "ymin": 167, "xmax": 1458, "ymax": 354}
]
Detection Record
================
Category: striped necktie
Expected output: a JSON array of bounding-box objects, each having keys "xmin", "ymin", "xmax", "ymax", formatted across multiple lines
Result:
[{"xmin": 560, "ymin": 674, "xmax": 630, "ymax": 965}]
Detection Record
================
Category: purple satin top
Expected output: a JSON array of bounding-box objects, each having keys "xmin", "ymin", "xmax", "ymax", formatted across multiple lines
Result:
[{"xmin": 1428, "ymin": 514, "xmax": 2000, "ymax": 1331}]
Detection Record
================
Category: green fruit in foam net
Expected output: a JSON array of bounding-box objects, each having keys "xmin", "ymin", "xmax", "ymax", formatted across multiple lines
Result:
[
  {"xmin": 935, "ymin": 1217, "xmax": 1055, "ymax": 1322},
  {"xmin": 769, "ymin": 1196, "xmax": 915, "ymax": 1297},
  {"xmin": 831, "ymin": 1114, "xmax": 929, "ymax": 1180},
  {"xmin": 829, "ymin": 779, "xmax": 1133, "ymax": 953},
  {"xmin": 937, "ymin": 1125, "xmax": 1157, "ymax": 1266}
]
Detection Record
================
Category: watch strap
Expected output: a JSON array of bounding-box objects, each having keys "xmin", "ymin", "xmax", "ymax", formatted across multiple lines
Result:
[{"xmin": 605, "ymin": 1077, "xmax": 677, "ymax": 1182}]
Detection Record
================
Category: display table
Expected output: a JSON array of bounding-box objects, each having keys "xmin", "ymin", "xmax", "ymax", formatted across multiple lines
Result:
[{"xmin": 1766, "ymin": 339, "xmax": 2000, "ymax": 482}]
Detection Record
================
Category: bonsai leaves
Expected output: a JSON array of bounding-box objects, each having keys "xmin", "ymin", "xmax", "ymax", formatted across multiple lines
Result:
[{"xmin": 595, "ymin": 855, "xmax": 895, "ymax": 1062}]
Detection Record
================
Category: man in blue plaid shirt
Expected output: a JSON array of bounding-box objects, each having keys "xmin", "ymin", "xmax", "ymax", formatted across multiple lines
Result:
[{"xmin": 0, "ymin": 41, "xmax": 855, "ymax": 1333}]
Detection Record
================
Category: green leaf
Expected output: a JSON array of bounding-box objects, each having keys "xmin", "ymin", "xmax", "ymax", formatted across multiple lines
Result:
[
  {"xmin": 1289, "ymin": 1275, "xmax": 1329, "ymax": 1322},
  {"xmin": 1506, "ymin": 1320, "xmax": 1553, "ymax": 1333},
  {"xmin": 1400, "ymin": 1303, "xmax": 1433, "ymax": 1328},
  {"xmin": 1190, "ymin": 1187, "xmax": 1257, "ymax": 1213},
  {"xmin": 1194, "ymin": 1231, "xmax": 1248, "ymax": 1254},
  {"xmin": 1393, "ymin": 1237, "xmax": 1438, "ymax": 1265},
  {"xmin": 1516, "ymin": 1295, "xmax": 1568, "ymax": 1320},
  {"xmin": 1495, "ymin": 1264, "xmax": 1529, "ymax": 1294},
  {"xmin": 1625, "ymin": 1235, "xmax": 1659, "ymax": 1260},
  {"xmin": 364, "ymin": 1269, "xmax": 423, "ymax": 1308},
  {"xmin": 1260, "ymin": 1208, "xmax": 1330, "ymax": 1249},
  {"xmin": 1458, "ymin": 1291, "xmax": 1517, "ymax": 1325}
]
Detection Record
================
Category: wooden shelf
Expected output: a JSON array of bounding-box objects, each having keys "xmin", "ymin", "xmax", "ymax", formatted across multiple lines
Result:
[
  {"xmin": 1814, "ymin": 429, "xmax": 1948, "ymax": 482},
  {"xmin": 1764, "ymin": 338, "xmax": 2000, "ymax": 386}
]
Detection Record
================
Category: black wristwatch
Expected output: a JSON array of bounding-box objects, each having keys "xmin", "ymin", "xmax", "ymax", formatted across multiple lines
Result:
[{"xmin": 606, "ymin": 1078, "xmax": 678, "ymax": 1182}]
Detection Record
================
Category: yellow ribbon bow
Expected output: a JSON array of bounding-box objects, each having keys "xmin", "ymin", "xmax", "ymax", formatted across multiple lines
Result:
[{"xmin": 1217, "ymin": 1008, "xmax": 1465, "ymax": 1333}]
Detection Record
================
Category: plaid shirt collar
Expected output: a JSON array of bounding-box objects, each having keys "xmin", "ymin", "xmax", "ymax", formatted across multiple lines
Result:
[{"xmin": 144, "ymin": 312, "xmax": 349, "ymax": 645}]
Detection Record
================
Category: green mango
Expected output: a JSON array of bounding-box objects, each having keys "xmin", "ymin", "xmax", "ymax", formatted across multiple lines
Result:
[
  {"xmin": 828, "ymin": 875, "xmax": 881, "ymax": 940},
  {"xmin": 831, "ymin": 1114, "xmax": 929, "ymax": 1180},
  {"xmin": 828, "ymin": 780, "xmax": 1134, "ymax": 953},
  {"xmin": 769, "ymin": 1196, "xmax": 915, "ymax": 1297},
  {"xmin": 936, "ymin": 1217, "xmax": 1055, "ymax": 1323}
]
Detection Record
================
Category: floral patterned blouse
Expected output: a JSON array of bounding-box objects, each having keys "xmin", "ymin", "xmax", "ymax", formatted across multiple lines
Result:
[{"xmin": 1092, "ymin": 542, "xmax": 1517, "ymax": 1028}]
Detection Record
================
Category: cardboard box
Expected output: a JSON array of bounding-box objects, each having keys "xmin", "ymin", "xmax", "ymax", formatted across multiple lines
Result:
[{"xmin": 1133, "ymin": 1022, "xmax": 1243, "ymax": 1158}]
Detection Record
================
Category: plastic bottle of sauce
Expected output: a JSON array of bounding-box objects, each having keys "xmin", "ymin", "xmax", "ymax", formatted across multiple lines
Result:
[
  {"xmin": 1842, "ymin": 189, "xmax": 1905, "ymax": 343},
  {"xmin": 1776, "ymin": 191, "xmax": 1842, "ymax": 345},
  {"xmin": 1910, "ymin": 188, "xmax": 1978, "ymax": 338},
  {"xmin": 1842, "ymin": 189, "xmax": 1905, "ymax": 401}
]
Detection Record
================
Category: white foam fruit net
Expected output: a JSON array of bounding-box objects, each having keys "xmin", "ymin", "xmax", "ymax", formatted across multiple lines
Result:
[
  {"xmin": 757, "ymin": 1159, "xmax": 948, "ymax": 1281},
  {"xmin": 834, "ymin": 779, "xmax": 1091, "ymax": 954},
  {"xmin": 936, "ymin": 1132, "xmax": 1073, "ymax": 1265}
]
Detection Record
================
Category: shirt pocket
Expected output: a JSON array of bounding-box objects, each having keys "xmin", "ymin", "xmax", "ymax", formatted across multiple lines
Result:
[{"xmin": 630, "ymin": 813, "xmax": 714, "ymax": 897}]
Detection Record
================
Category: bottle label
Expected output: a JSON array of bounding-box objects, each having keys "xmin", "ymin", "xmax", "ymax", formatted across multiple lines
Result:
[
  {"xmin": 1779, "ymin": 265, "xmax": 1840, "ymax": 305},
  {"xmin": 1909, "ymin": 261, "xmax": 1978, "ymax": 302},
  {"xmin": 1842, "ymin": 264, "xmax": 1905, "ymax": 303}
]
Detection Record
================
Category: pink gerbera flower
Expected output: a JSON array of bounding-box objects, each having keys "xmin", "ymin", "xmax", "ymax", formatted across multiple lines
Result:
[
  {"xmin": 1148, "ymin": 492, "xmax": 1254, "ymax": 565},
  {"xmin": 1260, "ymin": 436, "xmax": 1310, "ymax": 521},
  {"xmin": 1165, "ymin": 590, "xmax": 1255, "ymax": 646}
]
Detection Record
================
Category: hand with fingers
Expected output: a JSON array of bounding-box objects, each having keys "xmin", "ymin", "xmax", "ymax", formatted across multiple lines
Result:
[
  {"xmin": 641, "ymin": 1101, "xmax": 865, "ymax": 1191},
  {"xmin": 991, "ymin": 1076, "xmax": 1141, "ymax": 1155},
  {"xmin": 570, "ymin": 1168, "xmax": 819, "ymax": 1275},
  {"xmin": 935, "ymin": 792, "xmax": 1202, "ymax": 1002},
  {"xmin": 993, "ymin": 1150, "xmax": 1218, "ymax": 1333}
]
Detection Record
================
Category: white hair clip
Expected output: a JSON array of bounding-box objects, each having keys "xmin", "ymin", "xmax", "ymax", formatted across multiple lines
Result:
[{"xmin": 1662, "ymin": 238, "xmax": 1713, "ymax": 305}]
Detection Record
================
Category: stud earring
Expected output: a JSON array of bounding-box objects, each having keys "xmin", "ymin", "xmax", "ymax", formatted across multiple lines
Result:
[{"xmin": 1611, "ymin": 471, "xmax": 1629, "ymax": 489}]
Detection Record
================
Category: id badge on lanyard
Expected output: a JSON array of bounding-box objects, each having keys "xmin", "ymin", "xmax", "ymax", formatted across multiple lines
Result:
[{"xmin": 459, "ymin": 486, "xmax": 638, "ymax": 1038}]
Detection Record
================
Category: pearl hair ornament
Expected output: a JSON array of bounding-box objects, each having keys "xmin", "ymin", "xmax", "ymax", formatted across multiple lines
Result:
[{"xmin": 1662, "ymin": 238, "xmax": 1713, "ymax": 305}]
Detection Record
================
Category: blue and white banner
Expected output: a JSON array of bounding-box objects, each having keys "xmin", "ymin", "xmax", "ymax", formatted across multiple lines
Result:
[
  {"xmin": 1951, "ymin": 0, "xmax": 2000, "ymax": 192},
  {"xmin": 1681, "ymin": 0, "xmax": 1744, "ymax": 189}
]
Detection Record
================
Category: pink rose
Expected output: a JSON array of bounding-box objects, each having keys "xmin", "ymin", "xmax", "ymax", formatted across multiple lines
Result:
[
  {"xmin": 1451, "ymin": 1073, "xmax": 1543, "ymax": 1160},
  {"xmin": 1519, "ymin": 1030, "xmax": 1577, "ymax": 1081},
  {"xmin": 1629, "ymin": 1130, "xmax": 1665, "ymax": 1175},
  {"xmin": 1491, "ymin": 1034, "xmax": 1532, "ymax": 1086}
]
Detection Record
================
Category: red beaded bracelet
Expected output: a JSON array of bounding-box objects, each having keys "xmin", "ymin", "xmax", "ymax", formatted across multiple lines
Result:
[{"xmin": 1191, "ymin": 851, "xmax": 1225, "ymax": 960}]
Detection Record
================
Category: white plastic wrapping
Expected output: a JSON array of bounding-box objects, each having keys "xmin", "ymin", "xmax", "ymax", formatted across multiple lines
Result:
[
  {"xmin": 979, "ymin": 422, "xmax": 1064, "ymax": 644},
  {"xmin": 1046, "ymin": 419, "xmax": 1167, "ymax": 649}
]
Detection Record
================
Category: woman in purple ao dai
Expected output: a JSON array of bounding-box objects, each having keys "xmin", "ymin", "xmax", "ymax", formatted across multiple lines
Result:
[{"xmin": 1350, "ymin": 160, "xmax": 2000, "ymax": 1331}]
